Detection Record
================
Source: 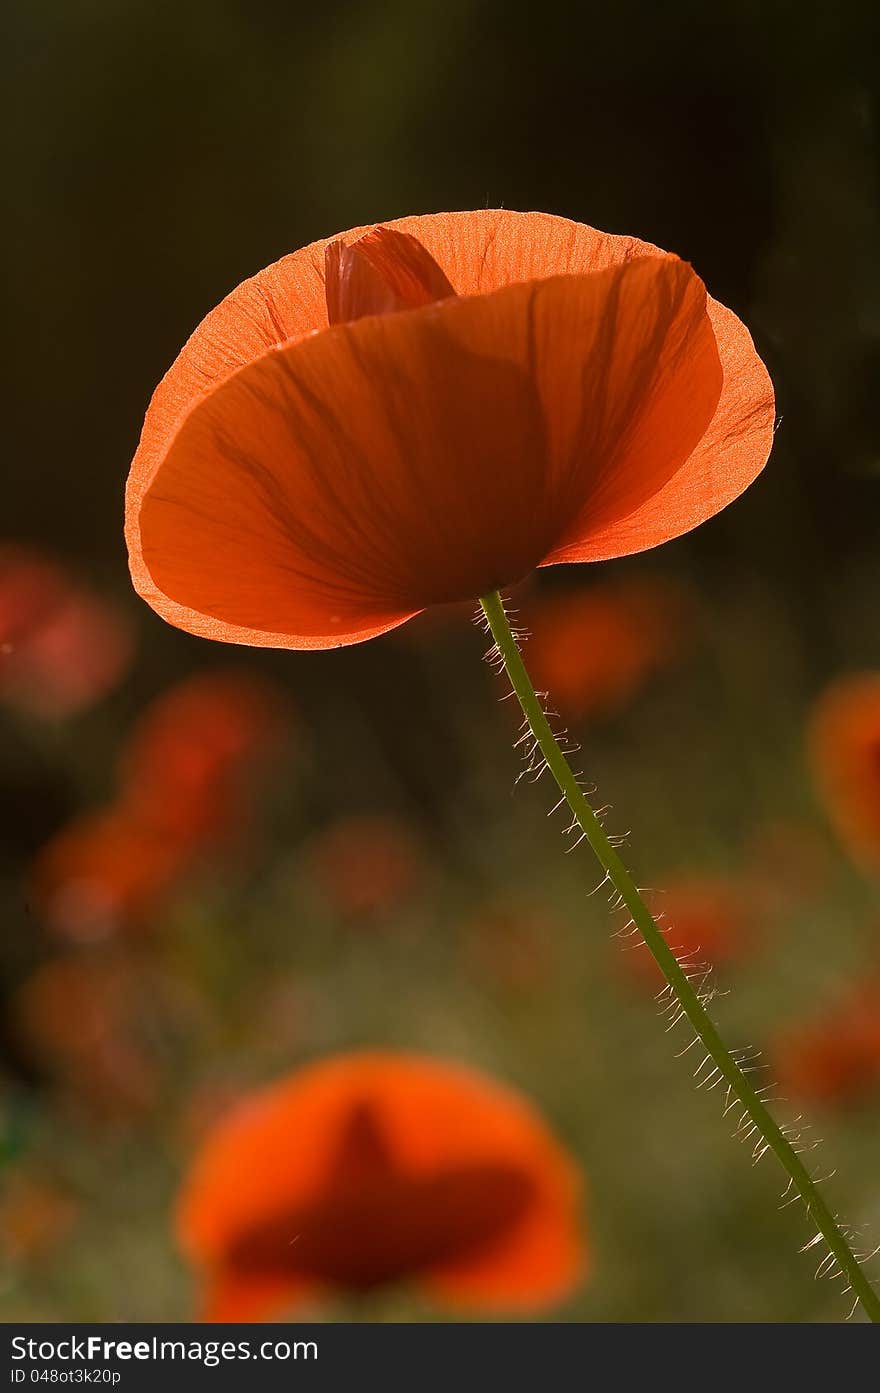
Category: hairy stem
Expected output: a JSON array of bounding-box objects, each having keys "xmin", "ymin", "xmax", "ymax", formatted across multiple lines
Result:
[{"xmin": 479, "ymin": 588, "xmax": 879, "ymax": 1322}]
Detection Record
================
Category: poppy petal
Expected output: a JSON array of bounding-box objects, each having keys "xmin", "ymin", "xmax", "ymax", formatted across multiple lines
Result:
[
  {"xmin": 200, "ymin": 1272, "xmax": 318, "ymax": 1323},
  {"xmin": 126, "ymin": 209, "xmax": 765, "ymax": 495},
  {"xmin": 127, "ymin": 211, "xmax": 771, "ymax": 634},
  {"xmin": 421, "ymin": 1194, "xmax": 585, "ymax": 1310},
  {"xmin": 545, "ymin": 296, "xmax": 774, "ymax": 563},
  {"xmin": 325, "ymin": 228, "xmax": 456, "ymax": 324},
  {"xmin": 133, "ymin": 255, "xmax": 719, "ymax": 647},
  {"xmin": 177, "ymin": 1052, "xmax": 585, "ymax": 1319},
  {"xmin": 385, "ymin": 213, "xmax": 774, "ymax": 546},
  {"xmin": 808, "ymin": 673, "xmax": 880, "ymax": 867}
]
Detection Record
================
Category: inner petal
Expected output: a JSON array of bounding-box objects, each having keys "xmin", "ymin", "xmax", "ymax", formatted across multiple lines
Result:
[{"xmin": 325, "ymin": 227, "xmax": 456, "ymax": 325}]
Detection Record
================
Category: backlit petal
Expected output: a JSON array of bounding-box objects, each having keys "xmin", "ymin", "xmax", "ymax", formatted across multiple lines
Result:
[
  {"xmin": 545, "ymin": 296, "xmax": 773, "ymax": 563},
  {"xmin": 128, "ymin": 214, "xmax": 772, "ymax": 622},
  {"xmin": 422, "ymin": 1190, "xmax": 585, "ymax": 1310},
  {"xmin": 201, "ymin": 1272, "xmax": 317, "ymax": 1323},
  {"xmin": 135, "ymin": 256, "xmax": 719, "ymax": 647},
  {"xmin": 126, "ymin": 211, "xmax": 661, "ymax": 562},
  {"xmin": 177, "ymin": 1052, "xmax": 585, "ymax": 1320},
  {"xmin": 324, "ymin": 227, "xmax": 455, "ymax": 324}
]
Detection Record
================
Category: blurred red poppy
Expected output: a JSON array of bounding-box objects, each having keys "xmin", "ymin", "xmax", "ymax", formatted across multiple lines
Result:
[
  {"xmin": 126, "ymin": 211, "xmax": 773, "ymax": 650},
  {"xmin": 306, "ymin": 813, "xmax": 425, "ymax": 920},
  {"xmin": 29, "ymin": 671, "xmax": 287, "ymax": 939},
  {"xmin": 176, "ymin": 1051, "xmax": 585, "ymax": 1320},
  {"xmin": 525, "ymin": 577, "xmax": 692, "ymax": 721},
  {"xmin": 773, "ymin": 982, "xmax": 880, "ymax": 1105},
  {"xmin": 809, "ymin": 673, "xmax": 880, "ymax": 870},
  {"xmin": 620, "ymin": 878, "xmax": 752, "ymax": 989},
  {"xmin": 14, "ymin": 955, "xmax": 162, "ymax": 1116},
  {"xmin": 0, "ymin": 545, "xmax": 133, "ymax": 717},
  {"xmin": 30, "ymin": 809, "xmax": 190, "ymax": 941},
  {"xmin": 118, "ymin": 671, "xmax": 287, "ymax": 846}
]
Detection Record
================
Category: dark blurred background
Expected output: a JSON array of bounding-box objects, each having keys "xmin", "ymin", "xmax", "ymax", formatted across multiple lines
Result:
[{"xmin": 2, "ymin": 0, "xmax": 880, "ymax": 1322}]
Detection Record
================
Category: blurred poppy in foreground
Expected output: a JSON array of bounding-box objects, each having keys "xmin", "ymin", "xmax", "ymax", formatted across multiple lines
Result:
[
  {"xmin": 773, "ymin": 982, "xmax": 880, "ymax": 1105},
  {"xmin": 306, "ymin": 813, "xmax": 425, "ymax": 920},
  {"xmin": 525, "ymin": 577, "xmax": 693, "ymax": 722},
  {"xmin": 177, "ymin": 1052, "xmax": 585, "ymax": 1319},
  {"xmin": 620, "ymin": 878, "xmax": 752, "ymax": 989},
  {"xmin": 0, "ymin": 545, "xmax": 133, "ymax": 718},
  {"xmin": 809, "ymin": 673, "xmax": 880, "ymax": 870},
  {"xmin": 29, "ymin": 671, "xmax": 286, "ymax": 939},
  {"xmin": 126, "ymin": 210, "xmax": 773, "ymax": 649}
]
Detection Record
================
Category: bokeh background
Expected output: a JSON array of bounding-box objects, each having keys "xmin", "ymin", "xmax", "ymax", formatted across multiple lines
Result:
[{"xmin": 3, "ymin": 0, "xmax": 880, "ymax": 1322}]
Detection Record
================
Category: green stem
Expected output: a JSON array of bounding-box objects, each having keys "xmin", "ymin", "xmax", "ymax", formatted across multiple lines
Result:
[{"xmin": 480, "ymin": 588, "xmax": 880, "ymax": 1323}]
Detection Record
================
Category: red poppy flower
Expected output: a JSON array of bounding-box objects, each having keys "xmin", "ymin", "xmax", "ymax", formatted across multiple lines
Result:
[
  {"xmin": 808, "ymin": 673, "xmax": 880, "ymax": 870},
  {"xmin": 305, "ymin": 813, "xmax": 425, "ymax": 920},
  {"xmin": 176, "ymin": 1051, "xmax": 585, "ymax": 1320},
  {"xmin": 118, "ymin": 671, "xmax": 286, "ymax": 846},
  {"xmin": 773, "ymin": 982, "xmax": 880, "ymax": 1105},
  {"xmin": 30, "ymin": 809, "xmax": 191, "ymax": 941},
  {"xmin": 0, "ymin": 547, "xmax": 65, "ymax": 642},
  {"xmin": 525, "ymin": 576, "xmax": 692, "ymax": 721},
  {"xmin": 620, "ymin": 878, "xmax": 751, "ymax": 989},
  {"xmin": 0, "ymin": 545, "xmax": 133, "ymax": 717},
  {"xmin": 126, "ymin": 211, "xmax": 773, "ymax": 649},
  {"xmin": 29, "ymin": 672, "xmax": 286, "ymax": 939},
  {"xmin": 14, "ymin": 955, "xmax": 162, "ymax": 1116}
]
